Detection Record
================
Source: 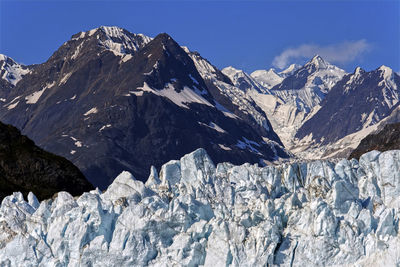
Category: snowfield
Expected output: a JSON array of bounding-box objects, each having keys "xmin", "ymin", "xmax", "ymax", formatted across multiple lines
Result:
[{"xmin": 1, "ymin": 148, "xmax": 400, "ymax": 266}]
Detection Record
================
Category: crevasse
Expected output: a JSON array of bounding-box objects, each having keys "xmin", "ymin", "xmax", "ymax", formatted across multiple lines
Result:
[{"xmin": 1, "ymin": 148, "xmax": 400, "ymax": 266}]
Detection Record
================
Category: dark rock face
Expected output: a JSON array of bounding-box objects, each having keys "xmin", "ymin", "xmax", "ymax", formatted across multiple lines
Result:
[
  {"xmin": 296, "ymin": 67, "xmax": 400, "ymax": 144},
  {"xmin": 349, "ymin": 122, "xmax": 400, "ymax": 160},
  {"xmin": 0, "ymin": 122, "xmax": 93, "ymax": 201},
  {"xmin": 0, "ymin": 27, "xmax": 288, "ymax": 189}
]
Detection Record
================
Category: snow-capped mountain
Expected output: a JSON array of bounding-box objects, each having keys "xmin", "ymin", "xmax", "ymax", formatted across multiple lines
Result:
[
  {"xmin": 186, "ymin": 49, "xmax": 283, "ymax": 141},
  {"xmin": 250, "ymin": 68, "xmax": 283, "ymax": 90},
  {"xmin": 219, "ymin": 57, "xmax": 400, "ymax": 161},
  {"xmin": 221, "ymin": 66, "xmax": 268, "ymax": 93},
  {"xmin": 297, "ymin": 65, "xmax": 400, "ymax": 143},
  {"xmin": 250, "ymin": 63, "xmax": 301, "ymax": 90},
  {"xmin": 270, "ymin": 55, "xmax": 347, "ymax": 113},
  {"xmin": 0, "ymin": 54, "xmax": 30, "ymax": 87},
  {"xmin": 67, "ymin": 26, "xmax": 152, "ymax": 59},
  {"xmin": 294, "ymin": 65, "xmax": 400, "ymax": 159},
  {"xmin": 0, "ymin": 26, "xmax": 288, "ymax": 189},
  {"xmin": 0, "ymin": 54, "xmax": 30, "ymax": 100},
  {"xmin": 2, "ymin": 148, "xmax": 400, "ymax": 266},
  {"xmin": 279, "ymin": 63, "xmax": 302, "ymax": 77},
  {"xmin": 221, "ymin": 56, "xmax": 346, "ymax": 149}
]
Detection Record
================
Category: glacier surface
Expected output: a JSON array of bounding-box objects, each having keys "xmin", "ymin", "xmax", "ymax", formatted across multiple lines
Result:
[{"xmin": 1, "ymin": 148, "xmax": 400, "ymax": 266}]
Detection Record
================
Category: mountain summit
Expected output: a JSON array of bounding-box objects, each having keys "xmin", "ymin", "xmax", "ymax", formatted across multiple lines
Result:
[
  {"xmin": 270, "ymin": 55, "xmax": 346, "ymax": 112},
  {"xmin": 0, "ymin": 27, "xmax": 288, "ymax": 189}
]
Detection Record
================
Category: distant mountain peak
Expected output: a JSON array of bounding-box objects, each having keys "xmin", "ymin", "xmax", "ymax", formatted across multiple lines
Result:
[
  {"xmin": 378, "ymin": 65, "xmax": 392, "ymax": 72},
  {"xmin": 305, "ymin": 54, "xmax": 329, "ymax": 70},
  {"xmin": 311, "ymin": 54, "xmax": 323, "ymax": 60},
  {"xmin": 154, "ymin": 32, "xmax": 173, "ymax": 41},
  {"xmin": 250, "ymin": 69, "xmax": 283, "ymax": 90},
  {"xmin": 279, "ymin": 63, "xmax": 301, "ymax": 77},
  {"xmin": 222, "ymin": 66, "xmax": 267, "ymax": 93},
  {"xmin": 221, "ymin": 66, "xmax": 244, "ymax": 76},
  {"xmin": 353, "ymin": 66, "xmax": 365, "ymax": 77},
  {"xmin": 378, "ymin": 65, "xmax": 395, "ymax": 79},
  {"xmin": 0, "ymin": 54, "xmax": 30, "ymax": 86},
  {"xmin": 0, "ymin": 54, "xmax": 8, "ymax": 62}
]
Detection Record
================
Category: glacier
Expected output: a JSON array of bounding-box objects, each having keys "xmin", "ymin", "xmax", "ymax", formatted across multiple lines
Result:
[{"xmin": 1, "ymin": 148, "xmax": 400, "ymax": 266}]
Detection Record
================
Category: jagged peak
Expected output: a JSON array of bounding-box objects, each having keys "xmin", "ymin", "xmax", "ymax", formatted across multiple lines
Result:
[
  {"xmin": 154, "ymin": 32, "xmax": 172, "ymax": 40},
  {"xmin": 305, "ymin": 54, "xmax": 329, "ymax": 69},
  {"xmin": 145, "ymin": 33, "xmax": 188, "ymax": 57},
  {"xmin": 277, "ymin": 64, "xmax": 301, "ymax": 77},
  {"xmin": 354, "ymin": 66, "xmax": 365, "ymax": 76},
  {"xmin": 376, "ymin": 65, "xmax": 397, "ymax": 82},
  {"xmin": 99, "ymin": 25, "xmax": 127, "ymax": 36},
  {"xmin": 378, "ymin": 65, "xmax": 393, "ymax": 74},
  {"xmin": 280, "ymin": 63, "xmax": 301, "ymax": 75},
  {"xmin": 0, "ymin": 54, "xmax": 19, "ymax": 65},
  {"xmin": 67, "ymin": 26, "xmax": 153, "ymax": 58},
  {"xmin": 222, "ymin": 66, "xmax": 245, "ymax": 76},
  {"xmin": 72, "ymin": 26, "xmax": 143, "ymax": 40},
  {"xmin": 0, "ymin": 54, "xmax": 9, "ymax": 62},
  {"xmin": 0, "ymin": 54, "xmax": 29, "ymax": 86},
  {"xmin": 311, "ymin": 54, "xmax": 323, "ymax": 61},
  {"xmin": 250, "ymin": 69, "xmax": 279, "ymax": 79},
  {"xmin": 301, "ymin": 55, "xmax": 347, "ymax": 77},
  {"xmin": 150, "ymin": 33, "xmax": 181, "ymax": 49},
  {"xmin": 181, "ymin": 46, "xmax": 190, "ymax": 54}
]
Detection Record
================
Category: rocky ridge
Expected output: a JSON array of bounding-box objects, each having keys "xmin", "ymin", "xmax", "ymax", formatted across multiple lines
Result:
[
  {"xmin": 349, "ymin": 122, "xmax": 400, "ymax": 160},
  {"xmin": 0, "ymin": 121, "xmax": 93, "ymax": 201}
]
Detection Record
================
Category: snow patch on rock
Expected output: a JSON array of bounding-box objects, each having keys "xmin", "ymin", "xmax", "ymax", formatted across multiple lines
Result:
[{"xmin": 25, "ymin": 82, "xmax": 55, "ymax": 104}]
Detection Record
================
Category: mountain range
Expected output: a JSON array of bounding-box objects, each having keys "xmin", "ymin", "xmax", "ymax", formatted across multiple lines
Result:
[
  {"xmin": 0, "ymin": 26, "xmax": 288, "ymax": 189},
  {"xmin": 0, "ymin": 26, "xmax": 399, "ymax": 190},
  {"xmin": 220, "ymin": 55, "xmax": 400, "ymax": 160},
  {"xmin": 1, "ymin": 25, "xmax": 400, "ymax": 267}
]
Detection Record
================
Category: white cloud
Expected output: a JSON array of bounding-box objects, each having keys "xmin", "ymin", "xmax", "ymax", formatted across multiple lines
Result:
[{"xmin": 272, "ymin": 40, "xmax": 371, "ymax": 69}]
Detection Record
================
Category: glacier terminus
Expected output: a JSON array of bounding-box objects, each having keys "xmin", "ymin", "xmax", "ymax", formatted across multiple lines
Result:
[{"xmin": 1, "ymin": 148, "xmax": 400, "ymax": 266}]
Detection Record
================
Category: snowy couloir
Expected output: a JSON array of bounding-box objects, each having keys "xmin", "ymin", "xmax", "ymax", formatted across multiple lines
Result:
[{"xmin": 1, "ymin": 148, "xmax": 400, "ymax": 266}]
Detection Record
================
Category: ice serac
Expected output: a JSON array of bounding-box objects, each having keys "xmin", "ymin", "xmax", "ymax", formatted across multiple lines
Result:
[{"xmin": 1, "ymin": 148, "xmax": 400, "ymax": 266}]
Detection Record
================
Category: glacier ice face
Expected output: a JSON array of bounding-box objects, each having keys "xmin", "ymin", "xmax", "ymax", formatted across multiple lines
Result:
[{"xmin": 1, "ymin": 148, "xmax": 400, "ymax": 266}]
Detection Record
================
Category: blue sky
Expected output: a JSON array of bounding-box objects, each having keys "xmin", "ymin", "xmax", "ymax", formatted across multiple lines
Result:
[{"xmin": 0, "ymin": 0, "xmax": 399, "ymax": 73}]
